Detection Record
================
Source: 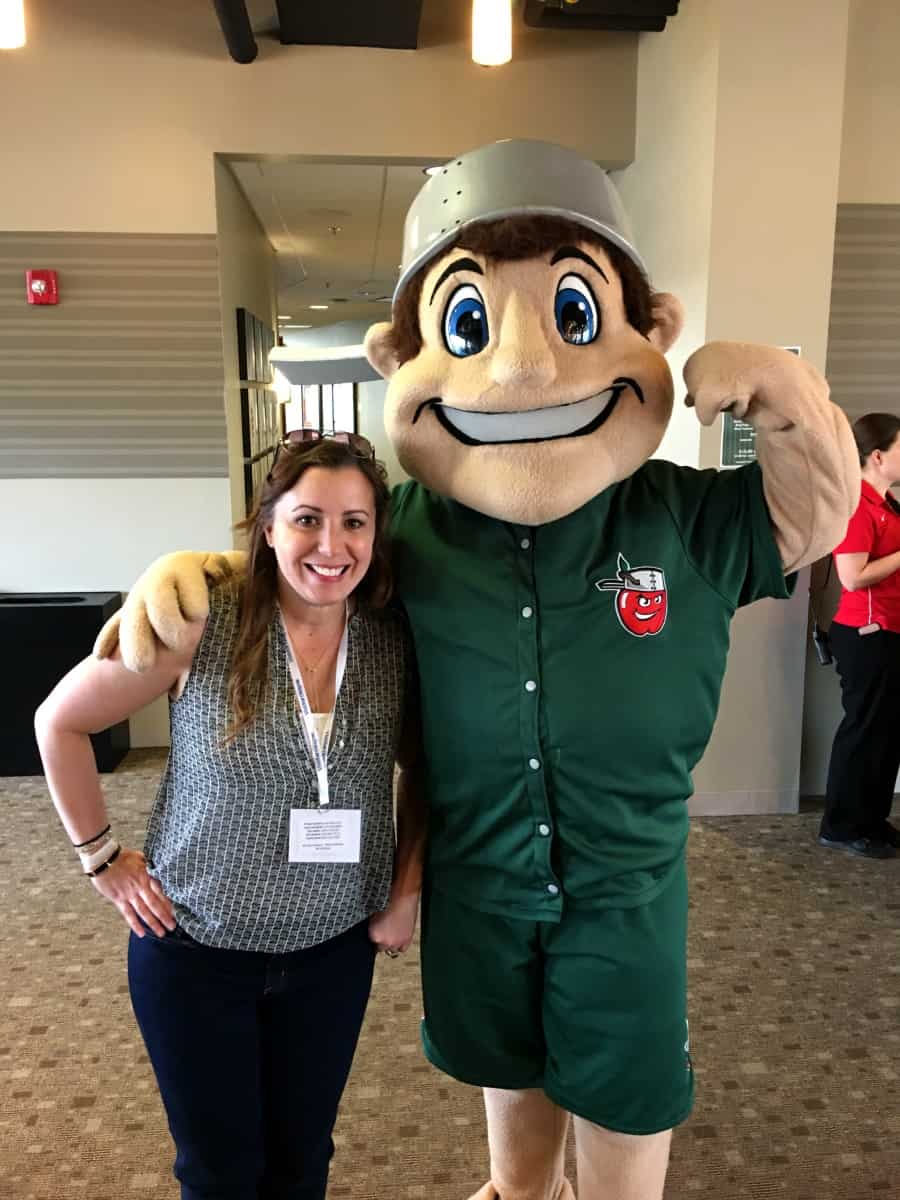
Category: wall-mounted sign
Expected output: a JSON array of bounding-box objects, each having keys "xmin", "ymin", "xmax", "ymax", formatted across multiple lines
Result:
[
  {"xmin": 721, "ymin": 415, "xmax": 757, "ymax": 468},
  {"xmin": 720, "ymin": 345, "xmax": 801, "ymax": 468}
]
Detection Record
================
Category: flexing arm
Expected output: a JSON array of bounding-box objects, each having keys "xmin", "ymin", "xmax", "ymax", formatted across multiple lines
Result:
[
  {"xmin": 94, "ymin": 550, "xmax": 247, "ymax": 672},
  {"xmin": 35, "ymin": 629, "xmax": 203, "ymax": 935},
  {"xmin": 685, "ymin": 343, "xmax": 860, "ymax": 572}
]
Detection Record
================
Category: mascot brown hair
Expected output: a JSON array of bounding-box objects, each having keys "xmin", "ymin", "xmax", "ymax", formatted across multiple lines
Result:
[{"xmin": 98, "ymin": 139, "xmax": 859, "ymax": 1199}]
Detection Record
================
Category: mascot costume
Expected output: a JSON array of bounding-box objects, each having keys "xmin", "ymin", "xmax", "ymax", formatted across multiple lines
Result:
[{"xmin": 97, "ymin": 140, "xmax": 859, "ymax": 1199}]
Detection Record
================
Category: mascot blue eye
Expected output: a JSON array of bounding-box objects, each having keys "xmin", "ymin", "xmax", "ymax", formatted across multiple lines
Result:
[
  {"xmin": 554, "ymin": 274, "xmax": 599, "ymax": 345},
  {"xmin": 443, "ymin": 285, "xmax": 489, "ymax": 357}
]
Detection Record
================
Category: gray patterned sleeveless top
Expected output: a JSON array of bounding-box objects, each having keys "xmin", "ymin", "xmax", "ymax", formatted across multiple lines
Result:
[{"xmin": 144, "ymin": 585, "xmax": 411, "ymax": 952}]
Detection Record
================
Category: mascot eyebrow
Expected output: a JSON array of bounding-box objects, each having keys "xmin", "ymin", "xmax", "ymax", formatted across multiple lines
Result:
[
  {"xmin": 429, "ymin": 257, "xmax": 484, "ymax": 305},
  {"xmin": 429, "ymin": 248, "xmax": 611, "ymax": 309},
  {"xmin": 549, "ymin": 245, "xmax": 610, "ymax": 284}
]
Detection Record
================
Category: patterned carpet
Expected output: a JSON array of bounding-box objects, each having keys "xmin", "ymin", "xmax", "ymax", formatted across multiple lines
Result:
[{"xmin": 1, "ymin": 749, "xmax": 897, "ymax": 1200}]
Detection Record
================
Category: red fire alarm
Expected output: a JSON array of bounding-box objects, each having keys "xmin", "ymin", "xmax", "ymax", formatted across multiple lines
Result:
[{"xmin": 26, "ymin": 270, "xmax": 59, "ymax": 305}]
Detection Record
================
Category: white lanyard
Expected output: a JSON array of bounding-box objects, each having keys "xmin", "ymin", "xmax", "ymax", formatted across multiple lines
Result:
[{"xmin": 281, "ymin": 606, "xmax": 349, "ymax": 807}]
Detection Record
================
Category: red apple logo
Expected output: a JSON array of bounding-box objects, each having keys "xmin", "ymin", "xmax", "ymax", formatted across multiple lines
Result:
[{"xmin": 596, "ymin": 553, "xmax": 668, "ymax": 638}]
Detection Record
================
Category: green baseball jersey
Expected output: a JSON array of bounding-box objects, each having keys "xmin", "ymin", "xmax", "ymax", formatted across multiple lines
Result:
[{"xmin": 390, "ymin": 460, "xmax": 792, "ymax": 920}]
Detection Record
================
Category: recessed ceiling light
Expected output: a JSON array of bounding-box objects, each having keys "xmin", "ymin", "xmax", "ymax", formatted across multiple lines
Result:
[
  {"xmin": 472, "ymin": 0, "xmax": 512, "ymax": 67},
  {"xmin": 283, "ymin": 324, "xmax": 312, "ymax": 329},
  {"xmin": 308, "ymin": 305, "xmax": 329, "ymax": 310},
  {"xmin": 277, "ymin": 314, "xmax": 292, "ymax": 319},
  {"xmin": 0, "ymin": 0, "xmax": 26, "ymax": 49}
]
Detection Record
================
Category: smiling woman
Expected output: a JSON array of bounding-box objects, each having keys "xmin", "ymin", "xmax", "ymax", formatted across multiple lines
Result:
[
  {"xmin": 230, "ymin": 435, "xmax": 394, "ymax": 738},
  {"xmin": 33, "ymin": 433, "xmax": 425, "ymax": 1199}
]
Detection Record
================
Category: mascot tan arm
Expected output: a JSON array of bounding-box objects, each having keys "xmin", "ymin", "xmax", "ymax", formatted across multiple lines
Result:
[
  {"xmin": 94, "ymin": 551, "xmax": 247, "ymax": 673},
  {"xmin": 684, "ymin": 343, "xmax": 860, "ymax": 572}
]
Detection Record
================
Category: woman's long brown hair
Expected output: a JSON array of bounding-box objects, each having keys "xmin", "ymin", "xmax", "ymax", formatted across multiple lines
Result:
[{"xmin": 225, "ymin": 439, "xmax": 392, "ymax": 742}]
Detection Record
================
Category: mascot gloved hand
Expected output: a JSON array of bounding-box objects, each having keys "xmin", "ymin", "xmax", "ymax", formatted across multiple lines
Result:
[
  {"xmin": 99, "ymin": 140, "xmax": 859, "ymax": 1200},
  {"xmin": 94, "ymin": 550, "xmax": 247, "ymax": 671}
]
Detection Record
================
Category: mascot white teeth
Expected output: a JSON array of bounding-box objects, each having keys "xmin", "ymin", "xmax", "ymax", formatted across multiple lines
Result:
[{"xmin": 99, "ymin": 138, "xmax": 859, "ymax": 1199}]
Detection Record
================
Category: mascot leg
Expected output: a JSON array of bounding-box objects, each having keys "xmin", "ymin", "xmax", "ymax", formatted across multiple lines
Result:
[
  {"xmin": 467, "ymin": 1087, "xmax": 574, "ymax": 1200},
  {"xmin": 573, "ymin": 1117, "xmax": 671, "ymax": 1199}
]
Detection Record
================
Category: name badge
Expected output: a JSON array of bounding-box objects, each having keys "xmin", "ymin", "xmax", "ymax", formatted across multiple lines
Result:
[{"xmin": 289, "ymin": 808, "xmax": 361, "ymax": 863}]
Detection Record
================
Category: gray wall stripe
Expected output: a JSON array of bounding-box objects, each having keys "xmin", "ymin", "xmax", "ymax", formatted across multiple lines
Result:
[
  {"xmin": 0, "ymin": 232, "xmax": 226, "ymax": 478},
  {"xmin": 826, "ymin": 204, "xmax": 900, "ymax": 424}
]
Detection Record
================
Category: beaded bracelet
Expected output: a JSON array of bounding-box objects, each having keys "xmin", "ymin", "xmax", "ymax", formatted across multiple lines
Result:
[{"xmin": 72, "ymin": 825, "xmax": 111, "ymax": 850}]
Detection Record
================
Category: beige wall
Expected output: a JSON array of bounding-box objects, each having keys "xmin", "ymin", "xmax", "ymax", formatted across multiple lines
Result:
[
  {"xmin": 0, "ymin": 1, "xmax": 637, "ymax": 235},
  {"xmin": 614, "ymin": 0, "xmax": 720, "ymax": 470},
  {"xmin": 701, "ymin": 2, "xmax": 850, "ymax": 380},
  {"xmin": 800, "ymin": 0, "xmax": 900, "ymax": 794},
  {"xmin": 839, "ymin": 0, "xmax": 900, "ymax": 203},
  {"xmin": 617, "ymin": 1, "xmax": 851, "ymax": 812},
  {"xmin": 214, "ymin": 159, "xmax": 278, "ymax": 530},
  {"xmin": 690, "ymin": 0, "xmax": 851, "ymax": 812}
]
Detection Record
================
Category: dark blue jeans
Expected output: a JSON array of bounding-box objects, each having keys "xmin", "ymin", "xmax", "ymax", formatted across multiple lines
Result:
[{"xmin": 128, "ymin": 920, "xmax": 376, "ymax": 1200}]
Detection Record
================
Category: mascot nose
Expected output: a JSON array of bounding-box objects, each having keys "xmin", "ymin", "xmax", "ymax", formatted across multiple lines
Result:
[{"xmin": 490, "ymin": 294, "xmax": 557, "ymax": 389}]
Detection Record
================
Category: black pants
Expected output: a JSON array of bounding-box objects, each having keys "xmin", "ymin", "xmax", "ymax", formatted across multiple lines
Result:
[
  {"xmin": 128, "ymin": 920, "xmax": 376, "ymax": 1200},
  {"xmin": 821, "ymin": 621, "xmax": 900, "ymax": 841}
]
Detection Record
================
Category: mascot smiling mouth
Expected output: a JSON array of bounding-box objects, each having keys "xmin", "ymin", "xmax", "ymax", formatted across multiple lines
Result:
[{"xmin": 412, "ymin": 377, "xmax": 644, "ymax": 447}]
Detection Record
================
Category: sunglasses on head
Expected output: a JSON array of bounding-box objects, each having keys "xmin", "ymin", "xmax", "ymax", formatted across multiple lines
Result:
[{"xmin": 269, "ymin": 429, "xmax": 375, "ymax": 478}]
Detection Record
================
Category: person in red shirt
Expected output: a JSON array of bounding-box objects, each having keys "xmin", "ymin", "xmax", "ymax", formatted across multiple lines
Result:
[{"xmin": 820, "ymin": 412, "xmax": 900, "ymax": 859}]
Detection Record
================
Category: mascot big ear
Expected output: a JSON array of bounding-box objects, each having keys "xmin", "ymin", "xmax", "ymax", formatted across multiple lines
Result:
[
  {"xmin": 648, "ymin": 292, "xmax": 684, "ymax": 355},
  {"xmin": 365, "ymin": 321, "xmax": 401, "ymax": 381}
]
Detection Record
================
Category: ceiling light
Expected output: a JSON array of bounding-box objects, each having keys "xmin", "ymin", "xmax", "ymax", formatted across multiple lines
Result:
[
  {"xmin": 309, "ymin": 305, "xmax": 329, "ymax": 311},
  {"xmin": 472, "ymin": 0, "xmax": 511, "ymax": 67},
  {"xmin": 283, "ymin": 324, "xmax": 312, "ymax": 329},
  {"xmin": 277, "ymin": 314, "xmax": 292, "ymax": 319},
  {"xmin": 0, "ymin": 0, "xmax": 26, "ymax": 49}
]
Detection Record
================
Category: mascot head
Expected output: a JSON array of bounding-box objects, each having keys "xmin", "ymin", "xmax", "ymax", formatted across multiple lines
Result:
[{"xmin": 365, "ymin": 139, "xmax": 684, "ymax": 526}]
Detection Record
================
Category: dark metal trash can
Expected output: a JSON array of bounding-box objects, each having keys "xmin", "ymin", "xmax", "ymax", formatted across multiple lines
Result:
[{"xmin": 0, "ymin": 591, "xmax": 130, "ymax": 775}]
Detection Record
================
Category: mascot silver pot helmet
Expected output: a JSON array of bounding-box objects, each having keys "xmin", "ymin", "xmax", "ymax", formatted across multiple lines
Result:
[{"xmin": 394, "ymin": 138, "xmax": 646, "ymax": 304}]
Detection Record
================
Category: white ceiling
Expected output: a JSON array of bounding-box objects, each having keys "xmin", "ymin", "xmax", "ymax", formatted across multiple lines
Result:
[{"xmin": 229, "ymin": 158, "xmax": 433, "ymax": 337}]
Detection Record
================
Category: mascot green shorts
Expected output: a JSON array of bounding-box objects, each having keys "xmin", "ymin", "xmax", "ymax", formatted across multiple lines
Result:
[{"xmin": 419, "ymin": 860, "xmax": 694, "ymax": 1134}]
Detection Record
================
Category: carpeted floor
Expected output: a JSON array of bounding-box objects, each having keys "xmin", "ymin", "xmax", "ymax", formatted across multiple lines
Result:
[{"xmin": 1, "ymin": 749, "xmax": 897, "ymax": 1199}]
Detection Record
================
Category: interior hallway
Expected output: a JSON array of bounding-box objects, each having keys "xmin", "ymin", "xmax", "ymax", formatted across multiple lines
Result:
[{"xmin": 1, "ymin": 750, "xmax": 897, "ymax": 1200}]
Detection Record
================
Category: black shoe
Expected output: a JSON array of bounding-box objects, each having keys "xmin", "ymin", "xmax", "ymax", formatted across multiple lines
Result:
[
  {"xmin": 818, "ymin": 834, "xmax": 897, "ymax": 860},
  {"xmin": 880, "ymin": 822, "xmax": 900, "ymax": 848}
]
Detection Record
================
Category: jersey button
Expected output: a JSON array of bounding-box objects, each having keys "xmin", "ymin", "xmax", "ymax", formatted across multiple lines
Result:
[
  {"xmin": 520, "ymin": 537, "xmax": 531, "ymax": 550},
  {"xmin": 528, "ymin": 757, "xmax": 541, "ymax": 771},
  {"xmin": 525, "ymin": 680, "xmax": 537, "ymax": 693},
  {"xmin": 522, "ymin": 606, "xmax": 533, "ymax": 618},
  {"xmin": 547, "ymin": 883, "xmax": 559, "ymax": 896},
  {"xmin": 538, "ymin": 823, "xmax": 551, "ymax": 837}
]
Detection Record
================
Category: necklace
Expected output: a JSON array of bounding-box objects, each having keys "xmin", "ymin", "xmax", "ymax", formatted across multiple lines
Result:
[
  {"xmin": 293, "ymin": 638, "xmax": 338, "ymax": 712},
  {"xmin": 285, "ymin": 603, "xmax": 347, "ymax": 713}
]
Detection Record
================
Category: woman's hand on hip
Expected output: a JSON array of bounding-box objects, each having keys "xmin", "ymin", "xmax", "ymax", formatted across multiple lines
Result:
[{"xmin": 90, "ymin": 848, "xmax": 177, "ymax": 938}]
